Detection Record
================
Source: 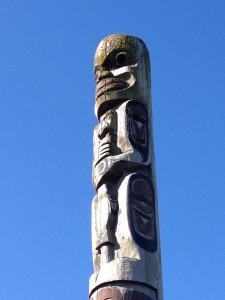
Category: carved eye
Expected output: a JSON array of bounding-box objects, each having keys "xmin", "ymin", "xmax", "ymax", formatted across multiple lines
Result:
[{"xmin": 115, "ymin": 52, "xmax": 129, "ymax": 67}]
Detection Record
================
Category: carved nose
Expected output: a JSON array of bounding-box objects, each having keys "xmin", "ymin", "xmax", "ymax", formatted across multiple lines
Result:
[
  {"xmin": 95, "ymin": 70, "xmax": 112, "ymax": 83},
  {"xmin": 101, "ymin": 70, "xmax": 110, "ymax": 78}
]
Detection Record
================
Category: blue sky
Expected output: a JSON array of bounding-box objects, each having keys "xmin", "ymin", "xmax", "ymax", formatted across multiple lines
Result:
[{"xmin": 0, "ymin": 1, "xmax": 224, "ymax": 299}]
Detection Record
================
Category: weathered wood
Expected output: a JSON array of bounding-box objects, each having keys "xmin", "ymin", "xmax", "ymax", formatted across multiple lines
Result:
[{"xmin": 90, "ymin": 34, "xmax": 163, "ymax": 300}]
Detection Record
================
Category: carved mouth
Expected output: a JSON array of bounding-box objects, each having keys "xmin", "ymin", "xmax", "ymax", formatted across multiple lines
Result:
[{"xmin": 96, "ymin": 78, "xmax": 129, "ymax": 99}]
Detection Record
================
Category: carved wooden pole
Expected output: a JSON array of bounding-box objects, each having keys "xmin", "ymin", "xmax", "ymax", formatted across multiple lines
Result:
[{"xmin": 89, "ymin": 34, "xmax": 163, "ymax": 300}]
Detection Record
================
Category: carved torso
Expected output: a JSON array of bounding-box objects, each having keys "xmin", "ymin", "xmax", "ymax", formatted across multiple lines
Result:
[{"xmin": 93, "ymin": 100, "xmax": 151, "ymax": 188}]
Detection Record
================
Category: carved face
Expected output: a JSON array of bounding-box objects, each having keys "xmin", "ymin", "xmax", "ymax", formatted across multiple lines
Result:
[{"xmin": 94, "ymin": 34, "xmax": 150, "ymax": 119}]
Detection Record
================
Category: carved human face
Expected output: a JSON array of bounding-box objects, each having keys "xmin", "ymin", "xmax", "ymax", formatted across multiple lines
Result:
[{"xmin": 94, "ymin": 34, "xmax": 150, "ymax": 119}]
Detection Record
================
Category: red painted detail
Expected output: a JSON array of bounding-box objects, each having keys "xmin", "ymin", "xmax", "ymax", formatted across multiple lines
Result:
[
  {"xmin": 91, "ymin": 288, "xmax": 155, "ymax": 300},
  {"xmin": 94, "ymin": 287, "xmax": 123, "ymax": 300}
]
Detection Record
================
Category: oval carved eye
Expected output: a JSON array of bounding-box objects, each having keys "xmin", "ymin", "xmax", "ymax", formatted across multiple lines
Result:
[{"xmin": 115, "ymin": 52, "xmax": 129, "ymax": 66}]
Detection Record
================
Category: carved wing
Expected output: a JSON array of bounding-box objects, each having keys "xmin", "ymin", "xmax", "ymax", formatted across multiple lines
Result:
[
  {"xmin": 128, "ymin": 173, "xmax": 157, "ymax": 252},
  {"xmin": 126, "ymin": 101, "xmax": 149, "ymax": 161}
]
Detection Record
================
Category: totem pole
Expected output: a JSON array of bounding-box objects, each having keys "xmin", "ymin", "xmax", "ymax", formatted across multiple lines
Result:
[{"xmin": 89, "ymin": 34, "xmax": 163, "ymax": 300}]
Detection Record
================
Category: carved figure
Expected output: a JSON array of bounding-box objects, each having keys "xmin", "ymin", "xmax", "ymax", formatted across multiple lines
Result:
[{"xmin": 90, "ymin": 34, "xmax": 163, "ymax": 300}]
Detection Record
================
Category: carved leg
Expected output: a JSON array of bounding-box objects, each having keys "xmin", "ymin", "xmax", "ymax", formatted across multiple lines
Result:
[{"xmin": 92, "ymin": 182, "xmax": 118, "ymax": 272}]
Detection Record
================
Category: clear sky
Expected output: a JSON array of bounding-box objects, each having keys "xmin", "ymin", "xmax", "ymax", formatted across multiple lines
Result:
[{"xmin": 0, "ymin": 1, "xmax": 224, "ymax": 299}]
